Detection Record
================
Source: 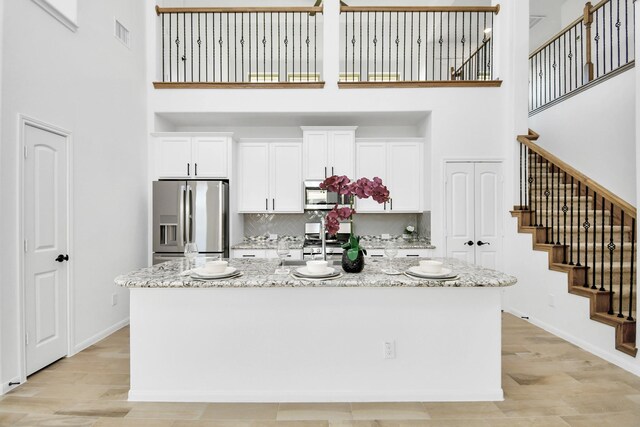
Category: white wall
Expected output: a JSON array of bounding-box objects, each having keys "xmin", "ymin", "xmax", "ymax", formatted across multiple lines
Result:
[
  {"xmin": 0, "ymin": 0, "xmax": 148, "ymax": 391},
  {"xmin": 529, "ymin": 0, "xmax": 563, "ymax": 52},
  {"xmin": 529, "ymin": 68, "xmax": 636, "ymax": 205}
]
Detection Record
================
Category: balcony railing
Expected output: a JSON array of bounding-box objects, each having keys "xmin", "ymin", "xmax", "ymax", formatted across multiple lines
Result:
[
  {"xmin": 529, "ymin": 0, "xmax": 635, "ymax": 114},
  {"xmin": 153, "ymin": 3, "xmax": 503, "ymax": 89},
  {"xmin": 338, "ymin": 5, "xmax": 501, "ymax": 87},
  {"xmin": 155, "ymin": 5, "xmax": 324, "ymax": 88}
]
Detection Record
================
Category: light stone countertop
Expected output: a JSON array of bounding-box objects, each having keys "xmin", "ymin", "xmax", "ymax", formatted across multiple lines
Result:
[
  {"xmin": 231, "ymin": 236, "xmax": 434, "ymax": 250},
  {"xmin": 115, "ymin": 258, "xmax": 516, "ymax": 289}
]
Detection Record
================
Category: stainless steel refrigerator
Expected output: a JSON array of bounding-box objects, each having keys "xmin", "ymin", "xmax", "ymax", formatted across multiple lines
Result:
[{"xmin": 152, "ymin": 180, "xmax": 229, "ymax": 264}]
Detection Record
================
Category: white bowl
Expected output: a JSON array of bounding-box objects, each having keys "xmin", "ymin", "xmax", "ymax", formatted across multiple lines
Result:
[
  {"xmin": 204, "ymin": 260, "xmax": 228, "ymax": 274},
  {"xmin": 306, "ymin": 260, "xmax": 329, "ymax": 274},
  {"xmin": 419, "ymin": 260, "xmax": 443, "ymax": 274}
]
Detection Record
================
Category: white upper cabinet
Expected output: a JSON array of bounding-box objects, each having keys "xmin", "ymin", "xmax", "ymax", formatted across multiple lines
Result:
[
  {"xmin": 237, "ymin": 143, "xmax": 270, "ymax": 212},
  {"xmin": 387, "ymin": 142, "xmax": 422, "ymax": 212},
  {"xmin": 155, "ymin": 134, "xmax": 230, "ymax": 179},
  {"xmin": 355, "ymin": 142, "xmax": 387, "ymax": 213},
  {"xmin": 270, "ymin": 143, "xmax": 303, "ymax": 212},
  {"xmin": 238, "ymin": 141, "xmax": 303, "ymax": 213},
  {"xmin": 157, "ymin": 136, "xmax": 192, "ymax": 178},
  {"xmin": 355, "ymin": 140, "xmax": 423, "ymax": 213},
  {"xmin": 191, "ymin": 137, "xmax": 229, "ymax": 178},
  {"xmin": 302, "ymin": 127, "xmax": 356, "ymax": 180}
]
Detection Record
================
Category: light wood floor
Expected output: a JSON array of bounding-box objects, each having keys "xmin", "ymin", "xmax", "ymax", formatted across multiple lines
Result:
[{"xmin": 1, "ymin": 313, "xmax": 640, "ymax": 426}]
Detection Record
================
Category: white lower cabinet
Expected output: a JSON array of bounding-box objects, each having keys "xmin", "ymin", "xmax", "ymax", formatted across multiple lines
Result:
[
  {"xmin": 365, "ymin": 248, "xmax": 434, "ymax": 258},
  {"xmin": 238, "ymin": 141, "xmax": 303, "ymax": 213},
  {"xmin": 232, "ymin": 249, "xmax": 303, "ymax": 260}
]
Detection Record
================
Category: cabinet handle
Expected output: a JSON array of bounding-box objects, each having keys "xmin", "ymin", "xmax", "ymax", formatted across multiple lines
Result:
[
  {"xmin": 371, "ymin": 254, "xmax": 384, "ymax": 258},
  {"xmin": 242, "ymin": 254, "xmax": 256, "ymax": 258},
  {"xmin": 390, "ymin": 198, "xmax": 393, "ymax": 210},
  {"xmin": 324, "ymin": 166, "xmax": 327, "ymax": 178},
  {"xmin": 406, "ymin": 254, "xmax": 420, "ymax": 257},
  {"xmin": 272, "ymin": 199, "xmax": 275, "ymax": 210},
  {"xmin": 265, "ymin": 198, "xmax": 268, "ymax": 210},
  {"xmin": 194, "ymin": 163, "xmax": 198, "ymax": 176},
  {"xmin": 187, "ymin": 163, "xmax": 190, "ymax": 176},
  {"xmin": 384, "ymin": 202, "xmax": 387, "ymax": 211},
  {"xmin": 331, "ymin": 166, "xmax": 334, "ymax": 176}
]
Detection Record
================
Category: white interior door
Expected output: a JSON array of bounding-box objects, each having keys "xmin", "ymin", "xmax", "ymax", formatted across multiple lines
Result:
[
  {"xmin": 445, "ymin": 161, "xmax": 503, "ymax": 267},
  {"xmin": 475, "ymin": 163, "xmax": 503, "ymax": 269},
  {"xmin": 445, "ymin": 163, "xmax": 475, "ymax": 263},
  {"xmin": 24, "ymin": 123, "xmax": 69, "ymax": 376}
]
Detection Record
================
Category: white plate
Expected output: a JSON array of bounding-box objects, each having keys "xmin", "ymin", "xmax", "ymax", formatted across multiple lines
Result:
[
  {"xmin": 381, "ymin": 268, "xmax": 403, "ymax": 275},
  {"xmin": 407, "ymin": 266, "xmax": 455, "ymax": 279},
  {"xmin": 295, "ymin": 266, "xmax": 338, "ymax": 278},
  {"xmin": 191, "ymin": 266, "xmax": 237, "ymax": 279}
]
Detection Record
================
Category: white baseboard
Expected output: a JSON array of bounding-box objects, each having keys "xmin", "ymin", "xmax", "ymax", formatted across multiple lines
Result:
[
  {"xmin": 505, "ymin": 308, "xmax": 640, "ymax": 377},
  {"xmin": 72, "ymin": 318, "xmax": 129, "ymax": 355},
  {"xmin": 128, "ymin": 389, "xmax": 504, "ymax": 403}
]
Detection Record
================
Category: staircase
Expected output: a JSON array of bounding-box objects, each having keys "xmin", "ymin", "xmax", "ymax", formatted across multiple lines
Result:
[{"xmin": 511, "ymin": 130, "xmax": 637, "ymax": 357}]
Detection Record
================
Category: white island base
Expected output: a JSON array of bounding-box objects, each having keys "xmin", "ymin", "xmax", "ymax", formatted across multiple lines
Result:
[{"xmin": 128, "ymin": 286, "xmax": 504, "ymax": 403}]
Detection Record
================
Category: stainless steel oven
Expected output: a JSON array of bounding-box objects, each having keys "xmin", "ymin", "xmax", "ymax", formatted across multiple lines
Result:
[{"xmin": 304, "ymin": 180, "xmax": 350, "ymax": 210}]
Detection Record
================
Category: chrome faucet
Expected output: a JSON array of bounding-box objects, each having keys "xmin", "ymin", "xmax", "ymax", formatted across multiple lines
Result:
[{"xmin": 320, "ymin": 216, "xmax": 327, "ymax": 261}]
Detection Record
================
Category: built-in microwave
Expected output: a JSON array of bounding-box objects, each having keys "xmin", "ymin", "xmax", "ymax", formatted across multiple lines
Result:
[{"xmin": 304, "ymin": 180, "xmax": 350, "ymax": 210}]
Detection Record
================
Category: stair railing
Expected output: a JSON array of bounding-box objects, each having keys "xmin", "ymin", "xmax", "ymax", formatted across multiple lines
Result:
[
  {"xmin": 517, "ymin": 130, "xmax": 636, "ymax": 322},
  {"xmin": 529, "ymin": 0, "xmax": 635, "ymax": 114}
]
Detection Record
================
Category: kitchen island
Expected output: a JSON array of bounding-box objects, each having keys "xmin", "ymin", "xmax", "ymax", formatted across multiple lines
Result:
[{"xmin": 116, "ymin": 258, "xmax": 516, "ymax": 403}]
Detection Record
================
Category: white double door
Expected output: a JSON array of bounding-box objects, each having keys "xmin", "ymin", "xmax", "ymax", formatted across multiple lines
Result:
[
  {"xmin": 445, "ymin": 162, "xmax": 503, "ymax": 269},
  {"xmin": 23, "ymin": 122, "xmax": 69, "ymax": 376}
]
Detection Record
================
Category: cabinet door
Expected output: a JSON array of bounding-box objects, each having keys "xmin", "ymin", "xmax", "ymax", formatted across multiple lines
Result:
[
  {"xmin": 355, "ymin": 142, "xmax": 387, "ymax": 212},
  {"xmin": 237, "ymin": 143, "xmax": 270, "ymax": 212},
  {"xmin": 270, "ymin": 143, "xmax": 303, "ymax": 213},
  {"xmin": 157, "ymin": 137, "xmax": 192, "ymax": 178},
  {"xmin": 192, "ymin": 137, "xmax": 228, "ymax": 178},
  {"xmin": 328, "ymin": 131, "xmax": 355, "ymax": 178},
  {"xmin": 387, "ymin": 142, "xmax": 422, "ymax": 212},
  {"xmin": 303, "ymin": 131, "xmax": 329, "ymax": 179}
]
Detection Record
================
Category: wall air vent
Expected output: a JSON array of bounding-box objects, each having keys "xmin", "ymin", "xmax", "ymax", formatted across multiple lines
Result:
[
  {"xmin": 530, "ymin": 15, "xmax": 545, "ymax": 29},
  {"xmin": 115, "ymin": 19, "xmax": 131, "ymax": 48}
]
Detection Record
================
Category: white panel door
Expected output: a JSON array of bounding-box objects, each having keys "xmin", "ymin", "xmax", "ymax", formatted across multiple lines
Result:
[
  {"xmin": 237, "ymin": 143, "xmax": 270, "ymax": 212},
  {"xmin": 355, "ymin": 142, "xmax": 387, "ymax": 212},
  {"xmin": 303, "ymin": 131, "xmax": 329, "ymax": 179},
  {"xmin": 192, "ymin": 137, "xmax": 228, "ymax": 178},
  {"xmin": 328, "ymin": 131, "xmax": 355, "ymax": 178},
  {"xmin": 24, "ymin": 124, "xmax": 69, "ymax": 376},
  {"xmin": 270, "ymin": 143, "xmax": 303, "ymax": 213},
  {"xmin": 475, "ymin": 163, "xmax": 503, "ymax": 269},
  {"xmin": 157, "ymin": 137, "xmax": 192, "ymax": 178},
  {"xmin": 445, "ymin": 163, "xmax": 475, "ymax": 263},
  {"xmin": 387, "ymin": 142, "xmax": 421, "ymax": 212}
]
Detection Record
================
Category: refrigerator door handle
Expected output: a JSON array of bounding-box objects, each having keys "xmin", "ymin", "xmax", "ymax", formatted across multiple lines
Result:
[
  {"xmin": 179, "ymin": 184, "xmax": 186, "ymax": 246},
  {"xmin": 186, "ymin": 185, "xmax": 193, "ymax": 243}
]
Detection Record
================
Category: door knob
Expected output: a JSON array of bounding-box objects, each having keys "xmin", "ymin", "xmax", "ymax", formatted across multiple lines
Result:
[
  {"xmin": 477, "ymin": 241, "xmax": 491, "ymax": 246},
  {"xmin": 463, "ymin": 240, "xmax": 474, "ymax": 246},
  {"xmin": 55, "ymin": 254, "xmax": 69, "ymax": 262}
]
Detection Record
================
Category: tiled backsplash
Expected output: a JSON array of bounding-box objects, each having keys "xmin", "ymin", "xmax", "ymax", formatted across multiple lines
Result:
[{"xmin": 244, "ymin": 212, "xmax": 431, "ymax": 241}]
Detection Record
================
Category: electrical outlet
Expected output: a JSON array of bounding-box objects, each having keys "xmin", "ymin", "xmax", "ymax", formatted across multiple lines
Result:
[
  {"xmin": 548, "ymin": 294, "xmax": 555, "ymax": 308},
  {"xmin": 112, "ymin": 293, "xmax": 118, "ymax": 306},
  {"xmin": 383, "ymin": 341, "xmax": 395, "ymax": 359}
]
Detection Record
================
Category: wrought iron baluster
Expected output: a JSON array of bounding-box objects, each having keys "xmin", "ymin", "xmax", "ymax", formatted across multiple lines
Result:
[
  {"xmin": 609, "ymin": 0, "xmax": 614, "ymax": 72},
  {"xmin": 234, "ymin": 13, "xmax": 237, "ymax": 82},
  {"xmin": 248, "ymin": 13, "xmax": 250, "ymax": 81},
  {"xmin": 197, "ymin": 13, "xmax": 202, "ymax": 82},
  {"xmin": 183, "ymin": 13, "xmax": 186, "ymax": 82},
  {"xmin": 284, "ymin": 13, "xmax": 287, "ymax": 81},
  {"xmin": 314, "ymin": 12, "xmax": 317, "ymax": 78},
  {"xmin": 476, "ymin": 12, "xmax": 480, "ymax": 79},
  {"xmin": 580, "ymin": 23, "xmax": 584, "ymax": 86},
  {"xmin": 576, "ymin": 181, "xmax": 582, "ymax": 266},
  {"xmin": 374, "ymin": 12, "xmax": 378, "ymax": 80},
  {"xmin": 404, "ymin": 12, "xmax": 408, "ymax": 81},
  {"xmin": 367, "ymin": 12, "xmax": 370, "ymax": 80},
  {"xmin": 616, "ymin": 0, "xmax": 621, "ymax": 68},
  {"xmin": 211, "ymin": 13, "xmax": 215, "ymax": 81},
  {"xmin": 595, "ymin": 9, "xmax": 600, "ymax": 78},
  {"xmin": 432, "ymin": 12, "xmax": 436, "ymax": 80},
  {"xmin": 271, "ymin": 13, "xmax": 274, "ymax": 81},
  {"xmin": 490, "ymin": 12, "xmax": 494, "ymax": 79},
  {"xmin": 592, "ymin": 190, "xmax": 598, "ymax": 289},
  {"xmin": 417, "ymin": 12, "xmax": 421, "ymax": 81},
  {"xmin": 603, "ymin": 6, "xmax": 607, "ymax": 74},
  {"xmin": 574, "ymin": 24, "xmax": 578, "ymax": 89},
  {"xmin": 388, "ymin": 12, "xmax": 392, "ymax": 79},
  {"xmin": 307, "ymin": 12, "xmax": 310, "ymax": 81},
  {"xmin": 545, "ymin": 159, "xmax": 550, "ymax": 244},
  {"xmin": 550, "ymin": 162, "xmax": 555, "ymax": 243},
  {"xmin": 241, "ymin": 13, "xmax": 244, "ymax": 82},
  {"xmin": 345, "ymin": 11, "xmax": 348, "ymax": 80},
  {"xmin": 299, "ymin": 12, "xmax": 302, "ymax": 80},
  {"xmin": 162, "ymin": 13, "xmax": 166, "ymax": 82},
  {"xmin": 191, "ymin": 13, "xmax": 194, "ymax": 82},
  {"xmin": 278, "ymin": 12, "xmax": 281, "ymax": 81},
  {"xmin": 562, "ymin": 169, "xmax": 568, "ymax": 263},
  {"xmin": 206, "ymin": 13, "xmax": 209, "ymax": 82},
  {"xmin": 628, "ymin": 217, "xmax": 635, "ymax": 321},
  {"xmin": 411, "ymin": 12, "xmax": 415, "ymax": 81},
  {"xmin": 569, "ymin": 176, "xmax": 575, "ymax": 265},
  {"xmin": 257, "ymin": 12, "xmax": 260, "ymax": 81},
  {"xmin": 439, "ymin": 12, "xmax": 443, "ymax": 80},
  {"xmin": 424, "ymin": 12, "xmax": 428, "ymax": 80},
  {"xmin": 600, "ymin": 196, "xmax": 606, "ymax": 292},
  {"xmin": 396, "ymin": 12, "xmax": 400, "ymax": 80},
  {"xmin": 608, "ymin": 202, "xmax": 615, "ymax": 315},
  {"xmin": 583, "ymin": 185, "xmax": 590, "ymax": 287},
  {"xmin": 519, "ymin": 145, "xmax": 523, "ymax": 209},
  {"xmin": 624, "ymin": 0, "xmax": 629, "ymax": 63},
  {"xmin": 220, "ymin": 13, "xmax": 224, "ymax": 82},
  {"xmin": 618, "ymin": 209, "xmax": 625, "ymax": 318},
  {"xmin": 351, "ymin": 11, "xmax": 355, "ymax": 82},
  {"xmin": 381, "ymin": 11, "xmax": 385, "ymax": 81}
]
